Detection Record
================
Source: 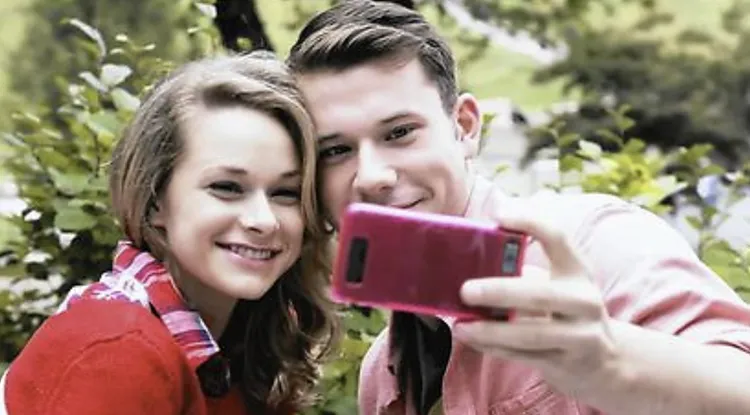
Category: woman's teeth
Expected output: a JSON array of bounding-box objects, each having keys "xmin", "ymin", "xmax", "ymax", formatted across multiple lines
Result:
[{"xmin": 227, "ymin": 244, "xmax": 277, "ymax": 260}]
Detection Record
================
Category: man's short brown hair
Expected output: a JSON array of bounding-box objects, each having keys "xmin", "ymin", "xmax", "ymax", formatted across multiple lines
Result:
[{"xmin": 287, "ymin": 0, "xmax": 458, "ymax": 113}]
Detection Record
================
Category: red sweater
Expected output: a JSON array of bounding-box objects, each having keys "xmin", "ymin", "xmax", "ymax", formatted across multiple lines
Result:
[{"xmin": 2, "ymin": 300, "xmax": 247, "ymax": 414}]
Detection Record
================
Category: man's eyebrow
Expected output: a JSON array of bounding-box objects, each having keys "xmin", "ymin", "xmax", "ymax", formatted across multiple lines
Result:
[
  {"xmin": 316, "ymin": 112, "xmax": 416, "ymax": 143},
  {"xmin": 379, "ymin": 112, "xmax": 413, "ymax": 125}
]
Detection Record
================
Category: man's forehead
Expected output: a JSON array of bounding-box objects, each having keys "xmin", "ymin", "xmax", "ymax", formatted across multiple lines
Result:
[{"xmin": 297, "ymin": 61, "xmax": 441, "ymax": 137}]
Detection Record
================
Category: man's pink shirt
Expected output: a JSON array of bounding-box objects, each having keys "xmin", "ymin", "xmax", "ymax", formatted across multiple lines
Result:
[{"xmin": 358, "ymin": 176, "xmax": 750, "ymax": 415}]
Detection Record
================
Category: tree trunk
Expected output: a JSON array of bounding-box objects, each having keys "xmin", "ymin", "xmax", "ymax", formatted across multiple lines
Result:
[
  {"xmin": 214, "ymin": 0, "xmax": 275, "ymax": 52},
  {"xmin": 377, "ymin": 0, "xmax": 416, "ymax": 9},
  {"xmin": 212, "ymin": 0, "xmax": 417, "ymax": 53}
]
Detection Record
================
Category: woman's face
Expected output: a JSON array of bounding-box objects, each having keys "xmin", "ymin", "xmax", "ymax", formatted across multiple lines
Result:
[{"xmin": 152, "ymin": 105, "xmax": 305, "ymax": 310}]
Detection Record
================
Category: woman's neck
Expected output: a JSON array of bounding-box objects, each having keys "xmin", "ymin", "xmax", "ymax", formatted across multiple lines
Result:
[{"xmin": 167, "ymin": 262, "xmax": 237, "ymax": 339}]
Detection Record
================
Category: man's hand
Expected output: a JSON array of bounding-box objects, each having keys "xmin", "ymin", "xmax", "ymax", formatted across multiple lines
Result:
[
  {"xmin": 454, "ymin": 197, "xmax": 750, "ymax": 415},
  {"xmin": 453, "ymin": 203, "xmax": 619, "ymax": 395}
]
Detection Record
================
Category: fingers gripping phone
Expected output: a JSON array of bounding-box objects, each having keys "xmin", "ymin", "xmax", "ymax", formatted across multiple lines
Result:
[{"xmin": 331, "ymin": 203, "xmax": 528, "ymax": 321}]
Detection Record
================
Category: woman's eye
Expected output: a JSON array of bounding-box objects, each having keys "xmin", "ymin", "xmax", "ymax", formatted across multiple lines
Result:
[
  {"xmin": 273, "ymin": 188, "xmax": 301, "ymax": 204},
  {"xmin": 318, "ymin": 145, "xmax": 350, "ymax": 160},
  {"xmin": 386, "ymin": 124, "xmax": 417, "ymax": 141},
  {"xmin": 209, "ymin": 181, "xmax": 243, "ymax": 195}
]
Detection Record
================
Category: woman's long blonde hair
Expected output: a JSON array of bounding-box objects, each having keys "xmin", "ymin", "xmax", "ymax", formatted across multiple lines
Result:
[{"xmin": 108, "ymin": 51, "xmax": 337, "ymax": 413}]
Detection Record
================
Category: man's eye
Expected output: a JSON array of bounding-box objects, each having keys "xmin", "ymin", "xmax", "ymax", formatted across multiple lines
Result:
[
  {"xmin": 386, "ymin": 124, "xmax": 417, "ymax": 141},
  {"xmin": 209, "ymin": 181, "xmax": 243, "ymax": 194},
  {"xmin": 319, "ymin": 145, "xmax": 350, "ymax": 160}
]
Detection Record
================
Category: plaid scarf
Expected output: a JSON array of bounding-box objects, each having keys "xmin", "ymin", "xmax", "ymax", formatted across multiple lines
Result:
[{"xmin": 57, "ymin": 240, "xmax": 231, "ymax": 397}]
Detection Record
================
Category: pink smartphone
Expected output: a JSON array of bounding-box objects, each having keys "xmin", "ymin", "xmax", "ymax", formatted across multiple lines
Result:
[{"xmin": 331, "ymin": 203, "xmax": 528, "ymax": 321}]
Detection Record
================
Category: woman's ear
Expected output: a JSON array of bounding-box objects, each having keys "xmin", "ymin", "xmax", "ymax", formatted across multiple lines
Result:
[
  {"xmin": 149, "ymin": 200, "xmax": 166, "ymax": 228},
  {"xmin": 453, "ymin": 93, "xmax": 482, "ymax": 159}
]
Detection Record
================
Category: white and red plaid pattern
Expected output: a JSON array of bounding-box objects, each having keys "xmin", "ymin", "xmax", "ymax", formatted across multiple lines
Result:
[{"xmin": 57, "ymin": 240, "xmax": 221, "ymax": 371}]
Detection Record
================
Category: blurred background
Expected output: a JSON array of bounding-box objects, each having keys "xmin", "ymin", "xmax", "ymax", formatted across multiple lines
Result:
[{"xmin": 0, "ymin": 1, "xmax": 749, "ymax": 413}]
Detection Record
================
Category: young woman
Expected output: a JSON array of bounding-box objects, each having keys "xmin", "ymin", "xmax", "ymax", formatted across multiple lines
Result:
[{"xmin": 1, "ymin": 52, "xmax": 337, "ymax": 415}]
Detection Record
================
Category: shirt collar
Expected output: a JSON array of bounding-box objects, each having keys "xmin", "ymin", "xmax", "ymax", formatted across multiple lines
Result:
[
  {"xmin": 58, "ymin": 241, "xmax": 231, "ymax": 397},
  {"xmin": 382, "ymin": 175, "xmax": 503, "ymax": 400}
]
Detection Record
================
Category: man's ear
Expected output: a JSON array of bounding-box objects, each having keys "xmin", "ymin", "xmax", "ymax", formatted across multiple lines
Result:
[{"xmin": 453, "ymin": 93, "xmax": 482, "ymax": 159}]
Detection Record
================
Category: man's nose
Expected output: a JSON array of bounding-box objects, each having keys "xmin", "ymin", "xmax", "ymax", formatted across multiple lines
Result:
[
  {"xmin": 239, "ymin": 192, "xmax": 279, "ymax": 234},
  {"xmin": 353, "ymin": 144, "xmax": 397, "ymax": 201}
]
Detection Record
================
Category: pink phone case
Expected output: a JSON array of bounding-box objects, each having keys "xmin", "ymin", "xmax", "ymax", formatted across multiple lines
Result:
[{"xmin": 331, "ymin": 203, "xmax": 527, "ymax": 320}]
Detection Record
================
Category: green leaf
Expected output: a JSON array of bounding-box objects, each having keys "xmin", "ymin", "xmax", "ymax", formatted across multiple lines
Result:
[
  {"xmin": 195, "ymin": 3, "xmax": 217, "ymax": 19},
  {"xmin": 615, "ymin": 117, "xmax": 635, "ymax": 133},
  {"xmin": 54, "ymin": 205, "xmax": 97, "ymax": 231},
  {"xmin": 11, "ymin": 112, "xmax": 42, "ymax": 129},
  {"xmin": 65, "ymin": 18, "xmax": 107, "ymax": 59},
  {"xmin": 699, "ymin": 164, "xmax": 725, "ymax": 177},
  {"xmin": 622, "ymin": 139, "xmax": 646, "ymax": 154},
  {"xmin": 19, "ymin": 131, "xmax": 57, "ymax": 147},
  {"xmin": 92, "ymin": 225, "xmax": 120, "ymax": 246},
  {"xmin": 596, "ymin": 128, "xmax": 624, "ymax": 148},
  {"xmin": 560, "ymin": 154, "xmax": 584, "ymax": 172},
  {"xmin": 323, "ymin": 359, "xmax": 353, "ymax": 379},
  {"xmin": 702, "ymin": 240, "xmax": 743, "ymax": 269},
  {"xmin": 578, "ymin": 140, "xmax": 602, "ymax": 160},
  {"xmin": 110, "ymin": 88, "xmax": 140, "ymax": 112},
  {"xmin": 685, "ymin": 215, "xmax": 703, "ymax": 230},
  {"xmin": 686, "ymin": 143, "xmax": 714, "ymax": 160},
  {"xmin": 0, "ymin": 217, "xmax": 24, "ymax": 249},
  {"xmin": 655, "ymin": 175, "xmax": 687, "ymax": 197},
  {"xmin": 100, "ymin": 64, "xmax": 133, "ymax": 88},
  {"xmin": 49, "ymin": 170, "xmax": 90, "ymax": 196},
  {"xmin": 79, "ymin": 71, "xmax": 108, "ymax": 92},
  {"xmin": 493, "ymin": 163, "xmax": 510, "ymax": 176},
  {"xmin": 558, "ymin": 132, "xmax": 581, "ymax": 148},
  {"xmin": 85, "ymin": 111, "xmax": 121, "ymax": 137},
  {"xmin": 2, "ymin": 132, "xmax": 26, "ymax": 148},
  {"xmin": 321, "ymin": 396, "xmax": 357, "ymax": 414},
  {"xmin": 37, "ymin": 149, "xmax": 74, "ymax": 171}
]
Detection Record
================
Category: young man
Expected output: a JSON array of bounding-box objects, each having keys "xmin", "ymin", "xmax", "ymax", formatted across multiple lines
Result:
[{"xmin": 288, "ymin": 1, "xmax": 750, "ymax": 414}]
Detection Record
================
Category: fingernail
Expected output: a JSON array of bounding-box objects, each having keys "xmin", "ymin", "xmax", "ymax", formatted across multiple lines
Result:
[
  {"xmin": 461, "ymin": 280, "xmax": 480, "ymax": 298},
  {"xmin": 459, "ymin": 285, "xmax": 479, "ymax": 306}
]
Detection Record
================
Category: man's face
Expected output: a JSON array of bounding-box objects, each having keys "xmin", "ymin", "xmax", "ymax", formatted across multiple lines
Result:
[{"xmin": 298, "ymin": 58, "xmax": 482, "ymax": 227}]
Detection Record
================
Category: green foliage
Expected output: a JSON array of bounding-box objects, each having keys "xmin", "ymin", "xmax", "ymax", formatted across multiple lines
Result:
[
  {"xmin": 0, "ymin": 14, "xmax": 386, "ymax": 414},
  {"xmin": 0, "ymin": 20, "xmax": 174, "ymax": 363},
  {"xmin": 307, "ymin": 308, "xmax": 387, "ymax": 414},
  {"xmin": 2, "ymin": 0, "xmax": 216, "ymax": 129},
  {"xmin": 526, "ymin": 0, "xmax": 750, "ymax": 168},
  {"xmin": 535, "ymin": 105, "xmax": 750, "ymax": 300},
  {"xmin": 461, "ymin": 0, "xmax": 656, "ymax": 47}
]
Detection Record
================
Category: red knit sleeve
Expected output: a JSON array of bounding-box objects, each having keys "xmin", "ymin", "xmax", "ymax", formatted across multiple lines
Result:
[{"xmin": 3, "ymin": 299, "xmax": 205, "ymax": 415}]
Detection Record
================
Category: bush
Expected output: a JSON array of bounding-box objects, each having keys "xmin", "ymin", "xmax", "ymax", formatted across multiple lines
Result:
[
  {"xmin": 525, "ymin": 2, "xmax": 750, "ymax": 168},
  {"xmin": 0, "ymin": 21, "xmax": 173, "ymax": 362},
  {"xmin": 2, "ymin": 0, "xmax": 211, "ymax": 130},
  {"xmin": 533, "ymin": 104, "xmax": 750, "ymax": 301}
]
